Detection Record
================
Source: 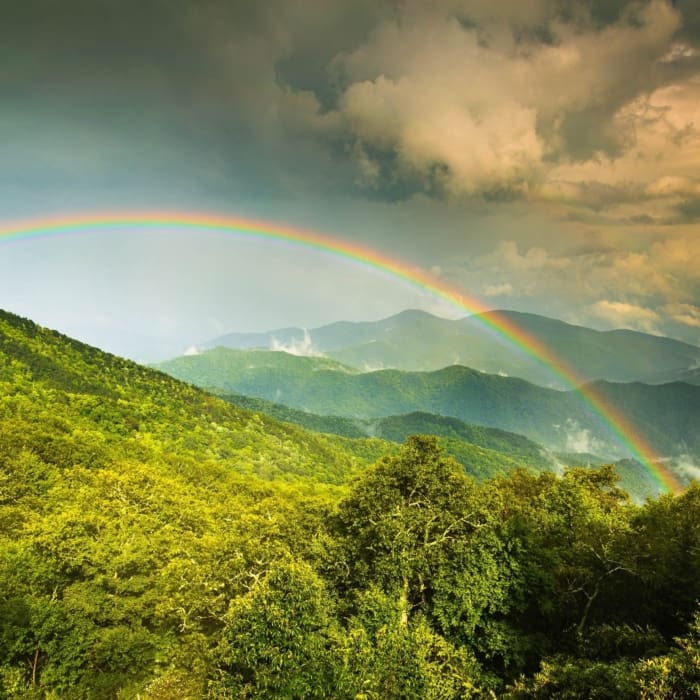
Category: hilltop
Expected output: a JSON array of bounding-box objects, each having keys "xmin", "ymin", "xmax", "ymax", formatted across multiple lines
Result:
[{"xmin": 203, "ymin": 309, "xmax": 700, "ymax": 388}]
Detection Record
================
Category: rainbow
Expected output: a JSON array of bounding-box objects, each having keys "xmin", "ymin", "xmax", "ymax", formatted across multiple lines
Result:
[{"xmin": 0, "ymin": 210, "xmax": 683, "ymax": 493}]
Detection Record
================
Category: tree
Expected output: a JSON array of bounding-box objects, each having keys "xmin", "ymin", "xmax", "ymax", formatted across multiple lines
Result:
[
  {"xmin": 212, "ymin": 560, "xmax": 337, "ymax": 699},
  {"xmin": 335, "ymin": 436, "xmax": 484, "ymax": 625}
]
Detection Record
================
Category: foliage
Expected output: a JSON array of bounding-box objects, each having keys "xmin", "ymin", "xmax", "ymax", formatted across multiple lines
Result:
[
  {"xmin": 156, "ymin": 345, "xmax": 700, "ymax": 479},
  {"xmin": 1, "ymin": 309, "xmax": 699, "ymax": 697},
  {"xmin": 219, "ymin": 393, "xmax": 551, "ymax": 482}
]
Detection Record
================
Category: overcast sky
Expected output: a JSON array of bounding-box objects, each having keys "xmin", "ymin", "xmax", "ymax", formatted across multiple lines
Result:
[{"xmin": 1, "ymin": 0, "xmax": 699, "ymax": 359}]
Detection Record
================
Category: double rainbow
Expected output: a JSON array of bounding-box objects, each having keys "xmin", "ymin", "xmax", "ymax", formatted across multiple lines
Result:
[{"xmin": 0, "ymin": 210, "xmax": 683, "ymax": 493}]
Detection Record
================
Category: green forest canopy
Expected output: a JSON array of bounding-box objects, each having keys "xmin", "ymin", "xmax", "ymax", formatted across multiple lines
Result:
[{"xmin": 0, "ymin": 309, "xmax": 698, "ymax": 698}]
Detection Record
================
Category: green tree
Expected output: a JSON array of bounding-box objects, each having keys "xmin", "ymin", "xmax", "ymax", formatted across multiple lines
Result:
[
  {"xmin": 336, "ymin": 586, "xmax": 485, "ymax": 699},
  {"xmin": 212, "ymin": 560, "xmax": 338, "ymax": 699},
  {"xmin": 633, "ymin": 610, "xmax": 700, "ymax": 699},
  {"xmin": 335, "ymin": 436, "xmax": 484, "ymax": 624}
]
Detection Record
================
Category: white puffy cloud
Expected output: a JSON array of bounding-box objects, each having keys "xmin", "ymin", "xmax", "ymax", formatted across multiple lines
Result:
[
  {"xmin": 321, "ymin": 0, "xmax": 688, "ymax": 197},
  {"xmin": 270, "ymin": 329, "xmax": 324, "ymax": 356},
  {"xmin": 560, "ymin": 419, "xmax": 607, "ymax": 456},
  {"xmin": 589, "ymin": 300, "xmax": 662, "ymax": 333}
]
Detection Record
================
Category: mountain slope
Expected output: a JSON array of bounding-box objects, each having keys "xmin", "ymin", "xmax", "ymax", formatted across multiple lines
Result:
[
  {"xmin": 0, "ymin": 309, "xmax": 386, "ymax": 695},
  {"xmin": 0, "ymin": 309, "xmax": 369, "ymax": 485},
  {"xmin": 2, "ymin": 308, "xmax": 696, "ymax": 696},
  {"xmin": 156, "ymin": 347, "xmax": 700, "ymax": 471},
  {"xmin": 218, "ymin": 395, "xmax": 547, "ymax": 462},
  {"xmin": 218, "ymin": 392, "xmax": 555, "ymax": 471},
  {"xmin": 644, "ymin": 365, "xmax": 700, "ymax": 386},
  {"xmin": 205, "ymin": 309, "xmax": 700, "ymax": 388}
]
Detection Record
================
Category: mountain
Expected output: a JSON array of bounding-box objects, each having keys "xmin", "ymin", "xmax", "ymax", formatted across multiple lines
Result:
[
  {"xmin": 218, "ymin": 392, "xmax": 554, "ymax": 465},
  {"xmin": 0, "ymin": 307, "xmax": 580, "ymax": 493},
  {"xmin": 0, "ymin": 308, "xmax": 378, "ymax": 695},
  {"xmin": 218, "ymin": 393, "xmax": 669, "ymax": 497},
  {"xmin": 156, "ymin": 347, "xmax": 700, "ymax": 472},
  {"xmin": 204, "ymin": 309, "xmax": 700, "ymax": 388},
  {"xmin": 161, "ymin": 346, "xmax": 357, "ymax": 397},
  {"xmin": 0, "ymin": 309, "xmax": 375, "ymax": 487},
  {"xmin": 216, "ymin": 385, "xmax": 547, "ymax": 456},
  {"xmin": 644, "ymin": 365, "xmax": 700, "ymax": 386},
  {"xmin": 3, "ymin": 308, "xmax": 698, "ymax": 697}
]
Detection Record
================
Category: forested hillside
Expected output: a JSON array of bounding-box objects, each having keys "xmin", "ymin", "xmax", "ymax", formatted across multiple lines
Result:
[
  {"xmin": 1, "ymin": 310, "xmax": 699, "ymax": 698},
  {"xmin": 217, "ymin": 395, "xmax": 663, "ymax": 499},
  {"xmin": 156, "ymin": 347, "xmax": 700, "ymax": 468},
  {"xmin": 204, "ymin": 309, "xmax": 700, "ymax": 387}
]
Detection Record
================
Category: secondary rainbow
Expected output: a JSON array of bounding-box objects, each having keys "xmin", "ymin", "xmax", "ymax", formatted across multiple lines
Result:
[{"xmin": 0, "ymin": 210, "xmax": 683, "ymax": 493}]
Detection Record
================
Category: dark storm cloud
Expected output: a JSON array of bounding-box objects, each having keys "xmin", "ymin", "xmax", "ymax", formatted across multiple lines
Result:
[
  {"xmin": 2, "ymin": 0, "xmax": 700, "ymax": 349},
  {"xmin": 676, "ymin": 197, "xmax": 700, "ymax": 221},
  {"xmin": 2, "ymin": 0, "xmax": 699, "ymax": 205},
  {"xmin": 0, "ymin": 1, "xmax": 367, "ymax": 201}
]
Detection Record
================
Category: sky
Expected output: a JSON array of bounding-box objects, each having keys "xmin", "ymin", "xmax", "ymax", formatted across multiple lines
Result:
[{"xmin": 0, "ymin": 0, "xmax": 699, "ymax": 360}]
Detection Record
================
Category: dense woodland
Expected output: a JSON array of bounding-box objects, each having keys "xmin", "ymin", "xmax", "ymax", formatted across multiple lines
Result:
[
  {"xmin": 155, "ymin": 346, "xmax": 700, "ymax": 474},
  {"xmin": 0, "ymin": 309, "xmax": 699, "ymax": 698}
]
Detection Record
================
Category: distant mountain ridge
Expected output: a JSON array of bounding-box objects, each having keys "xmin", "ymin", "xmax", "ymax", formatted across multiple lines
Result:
[
  {"xmin": 155, "ymin": 347, "xmax": 700, "ymax": 472},
  {"xmin": 203, "ymin": 309, "xmax": 700, "ymax": 389},
  {"xmin": 216, "ymin": 394, "xmax": 549, "ymax": 467}
]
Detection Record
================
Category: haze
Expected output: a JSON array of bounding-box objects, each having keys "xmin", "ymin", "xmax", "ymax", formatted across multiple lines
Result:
[{"xmin": 1, "ymin": 0, "xmax": 699, "ymax": 360}]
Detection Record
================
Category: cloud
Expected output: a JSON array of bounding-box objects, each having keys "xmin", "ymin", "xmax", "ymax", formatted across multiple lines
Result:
[
  {"xmin": 3, "ymin": 0, "xmax": 699, "ymax": 210},
  {"xmin": 664, "ymin": 303, "xmax": 700, "ymax": 328},
  {"xmin": 646, "ymin": 175, "xmax": 700, "ymax": 198},
  {"xmin": 674, "ymin": 454, "xmax": 700, "ymax": 481},
  {"xmin": 434, "ymin": 229, "xmax": 700, "ymax": 343},
  {"xmin": 541, "ymin": 72, "xmax": 700, "ymax": 215},
  {"xmin": 319, "ymin": 0, "xmax": 690, "ymax": 198},
  {"xmin": 589, "ymin": 300, "xmax": 661, "ymax": 332},
  {"xmin": 183, "ymin": 346, "xmax": 201, "ymax": 356},
  {"xmin": 270, "ymin": 329, "xmax": 323, "ymax": 357},
  {"xmin": 495, "ymin": 240, "xmax": 572, "ymax": 271},
  {"xmin": 559, "ymin": 418, "xmax": 607, "ymax": 456},
  {"xmin": 482, "ymin": 282, "xmax": 513, "ymax": 297}
]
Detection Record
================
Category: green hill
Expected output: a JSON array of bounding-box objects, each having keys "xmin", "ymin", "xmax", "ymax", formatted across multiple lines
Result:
[
  {"xmin": 217, "ymin": 393, "xmax": 558, "ymax": 481},
  {"xmin": 156, "ymin": 348, "xmax": 700, "ymax": 471},
  {"xmin": 0, "ymin": 311, "xmax": 374, "ymax": 486},
  {"xmin": 0, "ymin": 309, "xmax": 363, "ymax": 695},
  {"xmin": 219, "ymin": 394, "xmax": 549, "ymax": 465},
  {"xmin": 204, "ymin": 309, "xmax": 700, "ymax": 388},
  {"xmin": 2, "ymin": 309, "xmax": 699, "ymax": 697},
  {"xmin": 219, "ymin": 395, "xmax": 664, "ymax": 498}
]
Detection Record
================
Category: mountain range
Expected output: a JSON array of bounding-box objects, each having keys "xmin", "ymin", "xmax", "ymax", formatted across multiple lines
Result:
[
  {"xmin": 2, "ymin": 306, "xmax": 697, "ymax": 696},
  {"xmin": 0, "ymin": 308, "xmax": 570, "ymax": 490},
  {"xmin": 204, "ymin": 309, "xmax": 700, "ymax": 389},
  {"xmin": 155, "ymin": 346, "xmax": 700, "ymax": 474}
]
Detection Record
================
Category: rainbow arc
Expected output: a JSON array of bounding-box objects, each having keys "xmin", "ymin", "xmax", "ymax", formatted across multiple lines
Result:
[{"xmin": 0, "ymin": 210, "xmax": 683, "ymax": 493}]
